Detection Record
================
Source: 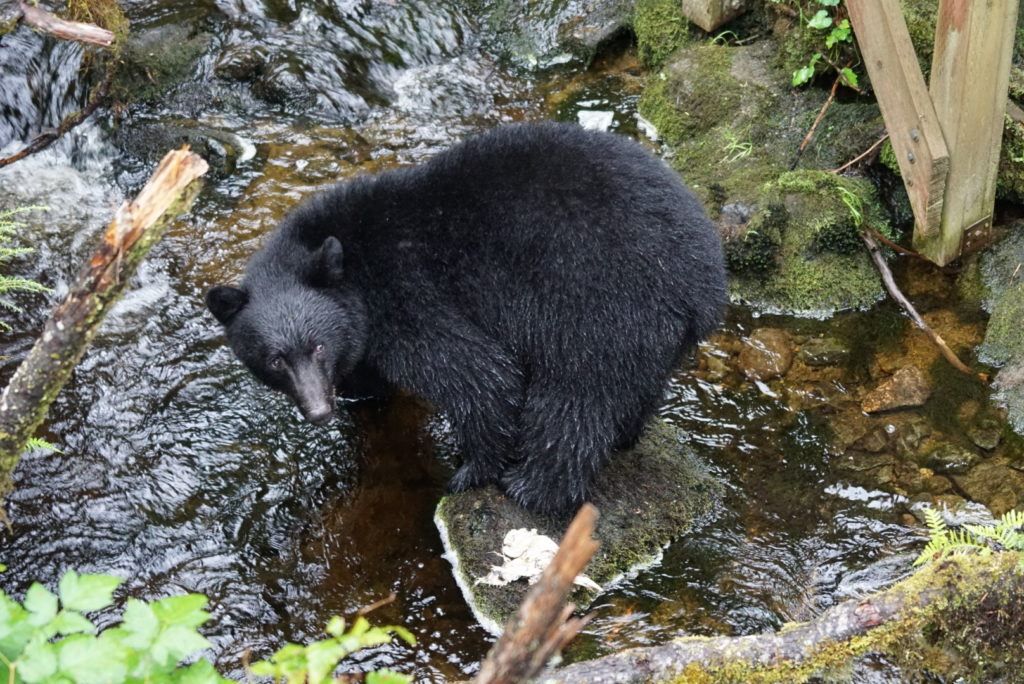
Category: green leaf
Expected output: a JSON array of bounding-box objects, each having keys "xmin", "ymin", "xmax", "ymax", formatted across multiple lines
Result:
[
  {"xmin": 807, "ymin": 9, "xmax": 832, "ymax": 29},
  {"xmin": 151, "ymin": 594, "xmax": 209, "ymax": 628},
  {"xmin": 325, "ymin": 615, "xmax": 346, "ymax": 637},
  {"xmin": 58, "ymin": 572, "xmax": 121, "ymax": 613},
  {"xmin": 57, "ymin": 634, "xmax": 126, "ymax": 684},
  {"xmin": 305, "ymin": 639, "xmax": 349, "ymax": 683},
  {"xmin": 17, "ymin": 639, "xmax": 58, "ymax": 682},
  {"xmin": 818, "ymin": 0, "xmax": 841, "ymax": 5},
  {"xmin": 49, "ymin": 610, "xmax": 95, "ymax": 636},
  {"xmin": 120, "ymin": 598, "xmax": 159, "ymax": 648},
  {"xmin": 792, "ymin": 65, "xmax": 815, "ymax": 87},
  {"xmin": 840, "ymin": 67, "xmax": 859, "ymax": 88},
  {"xmin": 170, "ymin": 659, "xmax": 230, "ymax": 684},
  {"xmin": 826, "ymin": 19, "xmax": 852, "ymax": 47},
  {"xmin": 24, "ymin": 584, "xmax": 58, "ymax": 626},
  {"xmin": 150, "ymin": 624, "xmax": 210, "ymax": 668},
  {"xmin": 367, "ymin": 670, "xmax": 413, "ymax": 684}
]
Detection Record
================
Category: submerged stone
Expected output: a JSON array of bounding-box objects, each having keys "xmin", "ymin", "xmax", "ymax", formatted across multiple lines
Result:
[
  {"xmin": 739, "ymin": 328, "xmax": 794, "ymax": 381},
  {"xmin": 862, "ymin": 367, "xmax": 932, "ymax": 414},
  {"xmin": 921, "ymin": 443, "xmax": 980, "ymax": 476},
  {"xmin": 434, "ymin": 420, "xmax": 721, "ymax": 634},
  {"xmin": 797, "ymin": 336, "xmax": 851, "ymax": 367}
]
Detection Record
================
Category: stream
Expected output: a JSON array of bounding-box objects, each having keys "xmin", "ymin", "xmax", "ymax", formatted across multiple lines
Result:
[{"xmin": 0, "ymin": 2, "xmax": 1015, "ymax": 681}]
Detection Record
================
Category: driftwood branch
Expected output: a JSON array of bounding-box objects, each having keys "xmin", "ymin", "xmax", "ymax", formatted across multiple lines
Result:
[
  {"xmin": 474, "ymin": 504, "xmax": 600, "ymax": 684},
  {"xmin": 862, "ymin": 232, "xmax": 988, "ymax": 382},
  {"xmin": 0, "ymin": 71, "xmax": 111, "ymax": 169},
  {"xmin": 544, "ymin": 553, "xmax": 1024, "ymax": 683},
  {"xmin": 0, "ymin": 148, "xmax": 208, "ymax": 507},
  {"xmin": 15, "ymin": 0, "xmax": 114, "ymax": 46}
]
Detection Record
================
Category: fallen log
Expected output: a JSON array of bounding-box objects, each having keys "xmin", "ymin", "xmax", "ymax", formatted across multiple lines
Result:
[
  {"xmin": 544, "ymin": 552, "xmax": 1024, "ymax": 683},
  {"xmin": 474, "ymin": 503, "xmax": 600, "ymax": 684},
  {"xmin": 15, "ymin": 0, "xmax": 115, "ymax": 46},
  {"xmin": 0, "ymin": 148, "xmax": 208, "ymax": 510}
]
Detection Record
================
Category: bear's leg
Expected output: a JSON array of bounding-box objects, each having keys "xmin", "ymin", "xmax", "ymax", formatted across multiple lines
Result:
[
  {"xmin": 500, "ymin": 388, "xmax": 618, "ymax": 515},
  {"xmin": 373, "ymin": 320, "xmax": 524, "ymax": 492}
]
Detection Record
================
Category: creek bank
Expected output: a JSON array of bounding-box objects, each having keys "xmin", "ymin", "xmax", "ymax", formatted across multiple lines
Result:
[{"xmin": 435, "ymin": 420, "xmax": 722, "ymax": 634}]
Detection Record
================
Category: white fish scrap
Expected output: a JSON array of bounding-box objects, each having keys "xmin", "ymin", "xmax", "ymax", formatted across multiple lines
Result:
[{"xmin": 475, "ymin": 528, "xmax": 602, "ymax": 592}]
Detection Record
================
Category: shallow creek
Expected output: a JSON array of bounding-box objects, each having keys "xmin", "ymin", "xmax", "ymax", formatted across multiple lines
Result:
[{"xmin": 0, "ymin": 2, "xmax": 1016, "ymax": 680}]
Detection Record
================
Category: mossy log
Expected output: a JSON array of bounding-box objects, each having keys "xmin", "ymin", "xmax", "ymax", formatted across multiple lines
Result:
[
  {"xmin": 0, "ymin": 148, "xmax": 208, "ymax": 506},
  {"xmin": 542, "ymin": 553, "xmax": 1024, "ymax": 683}
]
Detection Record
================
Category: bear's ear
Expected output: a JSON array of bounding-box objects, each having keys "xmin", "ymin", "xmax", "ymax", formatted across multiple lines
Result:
[
  {"xmin": 206, "ymin": 285, "xmax": 248, "ymax": 325},
  {"xmin": 313, "ymin": 236, "xmax": 345, "ymax": 287}
]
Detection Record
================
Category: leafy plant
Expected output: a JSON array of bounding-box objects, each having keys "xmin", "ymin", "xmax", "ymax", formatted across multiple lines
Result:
[
  {"xmin": 915, "ymin": 507, "xmax": 1024, "ymax": 566},
  {"xmin": 790, "ymin": 0, "xmax": 859, "ymax": 89},
  {"xmin": 249, "ymin": 616, "xmax": 415, "ymax": 684},
  {"xmin": 0, "ymin": 569, "xmax": 415, "ymax": 684},
  {"xmin": 0, "ymin": 207, "xmax": 51, "ymax": 330},
  {"xmin": 721, "ymin": 130, "xmax": 753, "ymax": 163}
]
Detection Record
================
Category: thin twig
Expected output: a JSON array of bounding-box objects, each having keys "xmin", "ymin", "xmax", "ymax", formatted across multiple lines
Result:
[
  {"xmin": 831, "ymin": 133, "xmax": 889, "ymax": 174},
  {"xmin": 0, "ymin": 71, "xmax": 111, "ymax": 169},
  {"xmin": 357, "ymin": 592, "xmax": 397, "ymax": 616},
  {"xmin": 863, "ymin": 226, "xmax": 925, "ymax": 259},
  {"xmin": 861, "ymin": 232, "xmax": 988, "ymax": 383},
  {"xmin": 790, "ymin": 74, "xmax": 841, "ymax": 170}
]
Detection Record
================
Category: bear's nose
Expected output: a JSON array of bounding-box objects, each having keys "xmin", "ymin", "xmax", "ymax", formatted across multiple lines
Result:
[{"xmin": 303, "ymin": 405, "xmax": 335, "ymax": 425}]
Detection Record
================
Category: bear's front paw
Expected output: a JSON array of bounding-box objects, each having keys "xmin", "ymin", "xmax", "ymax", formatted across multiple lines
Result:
[
  {"xmin": 500, "ymin": 464, "xmax": 587, "ymax": 517},
  {"xmin": 447, "ymin": 460, "xmax": 498, "ymax": 494}
]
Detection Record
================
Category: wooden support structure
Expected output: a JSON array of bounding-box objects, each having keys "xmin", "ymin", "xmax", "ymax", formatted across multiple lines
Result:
[
  {"xmin": 924, "ymin": 0, "xmax": 1019, "ymax": 266},
  {"xmin": 847, "ymin": 0, "xmax": 949, "ymax": 247},
  {"xmin": 680, "ymin": 0, "xmax": 749, "ymax": 33}
]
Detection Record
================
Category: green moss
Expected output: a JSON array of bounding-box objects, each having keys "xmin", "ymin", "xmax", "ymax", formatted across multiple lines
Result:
[
  {"xmin": 637, "ymin": 45, "xmax": 739, "ymax": 147},
  {"xmin": 633, "ymin": 0, "xmax": 691, "ymax": 67},
  {"xmin": 111, "ymin": 25, "xmax": 211, "ymax": 103},
  {"xmin": 66, "ymin": 0, "xmax": 130, "ymax": 50},
  {"xmin": 900, "ymin": 0, "xmax": 938, "ymax": 76},
  {"xmin": 979, "ymin": 282, "xmax": 1024, "ymax": 366},
  {"xmin": 435, "ymin": 421, "xmax": 722, "ymax": 630},
  {"xmin": 661, "ymin": 553, "xmax": 1024, "ymax": 683},
  {"xmin": 997, "ymin": 115, "xmax": 1024, "ymax": 203},
  {"xmin": 729, "ymin": 172, "xmax": 890, "ymax": 316},
  {"xmin": 724, "ymin": 203, "xmax": 785, "ymax": 277}
]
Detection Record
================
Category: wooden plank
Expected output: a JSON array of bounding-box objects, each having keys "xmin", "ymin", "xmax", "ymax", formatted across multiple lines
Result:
[
  {"xmin": 847, "ymin": 0, "xmax": 949, "ymax": 253},
  {"xmin": 680, "ymin": 0, "xmax": 749, "ymax": 33},
  {"xmin": 925, "ymin": 0, "xmax": 1020, "ymax": 265}
]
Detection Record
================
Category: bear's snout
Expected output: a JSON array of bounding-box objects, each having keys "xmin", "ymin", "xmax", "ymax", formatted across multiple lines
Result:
[{"xmin": 290, "ymin": 360, "xmax": 336, "ymax": 425}]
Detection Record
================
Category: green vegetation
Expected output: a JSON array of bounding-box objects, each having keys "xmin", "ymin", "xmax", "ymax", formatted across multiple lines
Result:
[
  {"xmin": 0, "ymin": 569, "xmax": 413, "ymax": 684},
  {"xmin": 633, "ymin": 0, "xmax": 691, "ymax": 67},
  {"xmin": 788, "ymin": 0, "xmax": 858, "ymax": 89},
  {"xmin": 916, "ymin": 507, "xmax": 1024, "ymax": 565},
  {"xmin": 0, "ymin": 208, "xmax": 51, "ymax": 332}
]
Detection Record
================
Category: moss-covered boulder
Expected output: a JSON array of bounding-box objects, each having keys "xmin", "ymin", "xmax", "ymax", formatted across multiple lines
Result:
[
  {"xmin": 112, "ymin": 25, "xmax": 211, "ymax": 104},
  {"xmin": 434, "ymin": 420, "xmax": 721, "ymax": 634},
  {"xmin": 633, "ymin": 0, "xmax": 692, "ymax": 67},
  {"xmin": 636, "ymin": 39, "xmax": 890, "ymax": 316}
]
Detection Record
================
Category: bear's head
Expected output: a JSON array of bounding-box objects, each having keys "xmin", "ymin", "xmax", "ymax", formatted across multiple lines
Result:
[{"xmin": 206, "ymin": 237, "xmax": 367, "ymax": 425}]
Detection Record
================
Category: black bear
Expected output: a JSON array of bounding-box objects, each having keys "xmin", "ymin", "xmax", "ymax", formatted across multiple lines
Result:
[{"xmin": 207, "ymin": 121, "xmax": 726, "ymax": 514}]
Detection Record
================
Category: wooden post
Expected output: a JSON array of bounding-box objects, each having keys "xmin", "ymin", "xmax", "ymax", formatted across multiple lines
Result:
[
  {"xmin": 680, "ymin": 0, "xmax": 749, "ymax": 33},
  {"xmin": 924, "ymin": 0, "xmax": 1020, "ymax": 266},
  {"xmin": 847, "ymin": 0, "xmax": 949, "ymax": 248}
]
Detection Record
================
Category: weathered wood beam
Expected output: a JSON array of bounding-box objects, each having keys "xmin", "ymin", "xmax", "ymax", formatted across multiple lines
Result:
[
  {"xmin": 0, "ymin": 149, "xmax": 208, "ymax": 508},
  {"xmin": 16, "ymin": 0, "xmax": 114, "ymax": 47},
  {"xmin": 474, "ymin": 504, "xmax": 600, "ymax": 684},
  {"xmin": 847, "ymin": 0, "xmax": 949, "ymax": 255},
  {"xmin": 924, "ymin": 0, "xmax": 1019, "ymax": 266}
]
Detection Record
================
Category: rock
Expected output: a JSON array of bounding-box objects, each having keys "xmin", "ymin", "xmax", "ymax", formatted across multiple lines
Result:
[
  {"xmin": 966, "ymin": 415, "xmax": 1003, "ymax": 451},
  {"xmin": 861, "ymin": 367, "xmax": 932, "ymax": 414},
  {"xmin": 853, "ymin": 425, "xmax": 891, "ymax": 453},
  {"xmin": 953, "ymin": 461, "xmax": 1024, "ymax": 516},
  {"xmin": 909, "ymin": 498, "xmax": 996, "ymax": 528},
  {"xmin": 993, "ymin": 362, "xmax": 1024, "ymax": 437},
  {"xmin": 113, "ymin": 25, "xmax": 212, "ymax": 104},
  {"xmin": 892, "ymin": 415, "xmax": 933, "ymax": 455},
  {"xmin": 435, "ymin": 421, "xmax": 721, "ymax": 634},
  {"xmin": 797, "ymin": 336, "xmax": 851, "ymax": 367},
  {"xmin": 577, "ymin": 110, "xmax": 614, "ymax": 131},
  {"xmin": 738, "ymin": 328, "xmax": 794, "ymax": 381},
  {"xmin": 920, "ymin": 443, "xmax": 980, "ymax": 476}
]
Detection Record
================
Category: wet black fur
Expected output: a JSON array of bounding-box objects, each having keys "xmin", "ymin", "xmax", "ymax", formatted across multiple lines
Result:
[{"xmin": 208, "ymin": 122, "xmax": 726, "ymax": 514}]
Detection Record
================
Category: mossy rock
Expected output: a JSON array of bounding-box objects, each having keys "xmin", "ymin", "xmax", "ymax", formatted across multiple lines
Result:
[
  {"xmin": 728, "ymin": 171, "xmax": 890, "ymax": 316},
  {"xmin": 633, "ymin": 0, "xmax": 692, "ymax": 67},
  {"xmin": 978, "ymin": 222, "xmax": 1024, "ymax": 312},
  {"xmin": 112, "ymin": 25, "xmax": 211, "ymax": 103},
  {"xmin": 434, "ymin": 420, "xmax": 721, "ymax": 634}
]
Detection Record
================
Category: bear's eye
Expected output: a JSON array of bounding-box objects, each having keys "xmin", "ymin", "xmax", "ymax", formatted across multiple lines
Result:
[
  {"xmin": 269, "ymin": 356, "xmax": 285, "ymax": 371},
  {"xmin": 313, "ymin": 344, "xmax": 325, "ymax": 356}
]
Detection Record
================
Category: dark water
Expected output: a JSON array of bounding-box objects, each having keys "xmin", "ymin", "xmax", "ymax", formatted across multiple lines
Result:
[{"xmin": 0, "ymin": 2, "xmax": 986, "ymax": 681}]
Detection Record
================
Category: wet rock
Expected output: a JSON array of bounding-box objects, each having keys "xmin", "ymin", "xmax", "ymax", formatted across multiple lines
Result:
[
  {"xmin": 967, "ymin": 415, "xmax": 1004, "ymax": 451},
  {"xmin": 853, "ymin": 425, "xmax": 892, "ymax": 453},
  {"xmin": 892, "ymin": 415, "xmax": 932, "ymax": 456},
  {"xmin": 253, "ymin": 60, "xmax": 320, "ymax": 111},
  {"xmin": 214, "ymin": 45, "xmax": 266, "ymax": 82},
  {"xmin": 993, "ymin": 362, "xmax": 1024, "ymax": 437},
  {"xmin": 435, "ymin": 420, "xmax": 721, "ymax": 633},
  {"xmin": 797, "ymin": 336, "xmax": 851, "ymax": 367},
  {"xmin": 921, "ymin": 443, "xmax": 980, "ymax": 476},
  {"xmin": 738, "ymin": 328, "xmax": 794, "ymax": 381},
  {"xmin": 953, "ymin": 461, "xmax": 1024, "ymax": 516},
  {"xmin": 909, "ymin": 498, "xmax": 996, "ymax": 528},
  {"xmin": 113, "ymin": 25, "xmax": 212, "ymax": 103},
  {"xmin": 861, "ymin": 367, "xmax": 932, "ymax": 414}
]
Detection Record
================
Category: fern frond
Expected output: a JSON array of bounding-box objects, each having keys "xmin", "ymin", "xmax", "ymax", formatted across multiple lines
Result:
[{"xmin": 24, "ymin": 437, "xmax": 60, "ymax": 454}]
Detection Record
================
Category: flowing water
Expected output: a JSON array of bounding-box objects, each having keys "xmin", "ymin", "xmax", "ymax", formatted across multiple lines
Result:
[{"xmin": 0, "ymin": 2, "xmax": 1010, "ymax": 681}]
